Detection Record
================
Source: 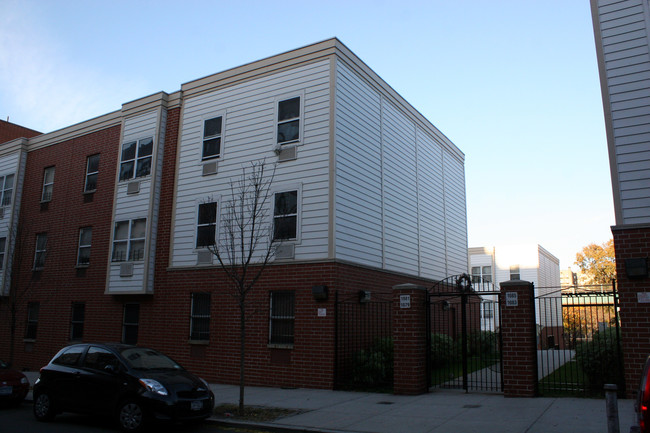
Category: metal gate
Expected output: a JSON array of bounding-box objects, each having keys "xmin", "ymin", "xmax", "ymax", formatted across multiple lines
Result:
[
  {"xmin": 535, "ymin": 282, "xmax": 624, "ymax": 397},
  {"xmin": 427, "ymin": 275, "xmax": 502, "ymax": 392},
  {"xmin": 334, "ymin": 291, "xmax": 393, "ymax": 391}
]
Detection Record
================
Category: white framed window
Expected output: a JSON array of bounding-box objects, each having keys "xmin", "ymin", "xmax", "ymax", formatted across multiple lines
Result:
[
  {"xmin": 196, "ymin": 202, "xmax": 217, "ymax": 248},
  {"xmin": 202, "ymin": 116, "xmax": 223, "ymax": 160},
  {"xmin": 269, "ymin": 291, "xmax": 295, "ymax": 346},
  {"xmin": 34, "ymin": 233, "xmax": 47, "ymax": 269},
  {"xmin": 190, "ymin": 292, "xmax": 211, "ymax": 341},
  {"xmin": 276, "ymin": 96, "xmax": 301, "ymax": 145},
  {"xmin": 119, "ymin": 137, "xmax": 153, "ymax": 181},
  {"xmin": 273, "ymin": 190, "xmax": 298, "ymax": 241},
  {"xmin": 471, "ymin": 266, "xmax": 492, "ymax": 285},
  {"xmin": 0, "ymin": 174, "xmax": 14, "ymax": 206},
  {"xmin": 42, "ymin": 167, "xmax": 55, "ymax": 202},
  {"xmin": 77, "ymin": 227, "xmax": 92, "ymax": 266},
  {"xmin": 112, "ymin": 218, "xmax": 146, "ymax": 262},
  {"xmin": 0, "ymin": 237, "xmax": 6, "ymax": 271},
  {"xmin": 510, "ymin": 265, "xmax": 520, "ymax": 280},
  {"xmin": 85, "ymin": 154, "xmax": 100, "ymax": 192}
]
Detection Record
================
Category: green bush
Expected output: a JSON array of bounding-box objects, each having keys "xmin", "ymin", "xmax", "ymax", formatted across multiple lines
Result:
[
  {"xmin": 350, "ymin": 337, "xmax": 393, "ymax": 387},
  {"xmin": 467, "ymin": 331, "xmax": 499, "ymax": 357},
  {"xmin": 430, "ymin": 333, "xmax": 458, "ymax": 368},
  {"xmin": 575, "ymin": 327, "xmax": 621, "ymax": 391}
]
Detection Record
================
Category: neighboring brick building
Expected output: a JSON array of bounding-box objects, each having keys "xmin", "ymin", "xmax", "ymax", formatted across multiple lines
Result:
[
  {"xmin": 0, "ymin": 119, "xmax": 40, "ymax": 144},
  {"xmin": 592, "ymin": 0, "xmax": 650, "ymax": 397},
  {"xmin": 0, "ymin": 39, "xmax": 468, "ymax": 389}
]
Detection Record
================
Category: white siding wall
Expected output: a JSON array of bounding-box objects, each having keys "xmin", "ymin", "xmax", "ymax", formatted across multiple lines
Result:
[
  {"xmin": 108, "ymin": 109, "xmax": 162, "ymax": 294},
  {"xmin": 0, "ymin": 150, "xmax": 24, "ymax": 296},
  {"xmin": 334, "ymin": 60, "xmax": 467, "ymax": 279},
  {"xmin": 596, "ymin": 0, "xmax": 650, "ymax": 224},
  {"xmin": 172, "ymin": 60, "xmax": 331, "ymax": 267}
]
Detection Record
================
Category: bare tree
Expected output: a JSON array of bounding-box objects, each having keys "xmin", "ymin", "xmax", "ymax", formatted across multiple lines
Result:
[{"xmin": 207, "ymin": 159, "xmax": 278, "ymax": 413}]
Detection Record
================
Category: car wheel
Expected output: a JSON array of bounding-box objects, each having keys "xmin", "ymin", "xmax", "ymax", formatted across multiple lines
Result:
[
  {"xmin": 33, "ymin": 391, "xmax": 56, "ymax": 421},
  {"xmin": 117, "ymin": 399, "xmax": 146, "ymax": 432}
]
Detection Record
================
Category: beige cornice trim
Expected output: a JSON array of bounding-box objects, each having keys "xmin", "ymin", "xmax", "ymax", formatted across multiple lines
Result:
[{"xmin": 0, "ymin": 138, "xmax": 29, "ymax": 157}]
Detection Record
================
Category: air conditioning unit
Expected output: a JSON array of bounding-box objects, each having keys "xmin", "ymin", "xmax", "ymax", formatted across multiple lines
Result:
[
  {"xmin": 120, "ymin": 262, "xmax": 134, "ymax": 277},
  {"xmin": 275, "ymin": 244, "xmax": 295, "ymax": 260},
  {"xmin": 127, "ymin": 181, "xmax": 140, "ymax": 195},
  {"xmin": 196, "ymin": 250, "xmax": 213, "ymax": 265},
  {"xmin": 277, "ymin": 146, "xmax": 297, "ymax": 162},
  {"xmin": 202, "ymin": 161, "xmax": 218, "ymax": 176}
]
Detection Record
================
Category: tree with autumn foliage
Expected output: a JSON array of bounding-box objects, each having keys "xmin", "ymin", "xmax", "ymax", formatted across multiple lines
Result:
[{"xmin": 574, "ymin": 239, "xmax": 616, "ymax": 284}]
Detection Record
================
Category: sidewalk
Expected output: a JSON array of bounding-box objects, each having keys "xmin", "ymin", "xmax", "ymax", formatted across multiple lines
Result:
[
  {"xmin": 208, "ymin": 383, "xmax": 638, "ymax": 433},
  {"xmin": 23, "ymin": 372, "xmax": 637, "ymax": 433}
]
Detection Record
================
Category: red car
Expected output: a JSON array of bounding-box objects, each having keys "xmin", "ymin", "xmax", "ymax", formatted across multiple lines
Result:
[
  {"xmin": 0, "ymin": 359, "xmax": 30, "ymax": 405},
  {"xmin": 636, "ymin": 355, "xmax": 650, "ymax": 433}
]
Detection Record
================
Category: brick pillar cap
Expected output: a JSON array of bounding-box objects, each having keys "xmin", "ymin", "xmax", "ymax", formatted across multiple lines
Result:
[
  {"xmin": 500, "ymin": 280, "xmax": 533, "ymax": 288},
  {"xmin": 392, "ymin": 283, "xmax": 427, "ymax": 291}
]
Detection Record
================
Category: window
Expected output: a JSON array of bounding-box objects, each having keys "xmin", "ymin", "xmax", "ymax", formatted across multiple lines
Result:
[
  {"xmin": 273, "ymin": 190, "xmax": 298, "ymax": 240},
  {"xmin": 112, "ymin": 219, "xmax": 146, "ymax": 262},
  {"xmin": 119, "ymin": 137, "xmax": 153, "ymax": 181},
  {"xmin": 277, "ymin": 97, "xmax": 300, "ymax": 145},
  {"xmin": 190, "ymin": 293, "xmax": 211, "ymax": 341},
  {"xmin": 510, "ymin": 265, "xmax": 520, "ymax": 280},
  {"xmin": 481, "ymin": 302, "xmax": 495, "ymax": 319},
  {"xmin": 77, "ymin": 227, "xmax": 92, "ymax": 266},
  {"xmin": 25, "ymin": 302, "xmax": 39, "ymax": 340},
  {"xmin": 0, "ymin": 174, "xmax": 14, "ymax": 206},
  {"xmin": 84, "ymin": 346, "xmax": 119, "ymax": 371},
  {"xmin": 269, "ymin": 291, "xmax": 295, "ymax": 345},
  {"xmin": 471, "ymin": 266, "xmax": 492, "ymax": 285},
  {"xmin": 52, "ymin": 345, "xmax": 84, "ymax": 366},
  {"xmin": 85, "ymin": 154, "xmax": 100, "ymax": 192},
  {"xmin": 196, "ymin": 202, "xmax": 217, "ymax": 248},
  {"xmin": 0, "ymin": 237, "xmax": 6, "ymax": 271},
  {"xmin": 122, "ymin": 303, "xmax": 140, "ymax": 345},
  {"xmin": 70, "ymin": 303, "xmax": 85, "ymax": 341},
  {"xmin": 202, "ymin": 117, "xmax": 223, "ymax": 160},
  {"xmin": 34, "ymin": 233, "xmax": 47, "ymax": 269},
  {"xmin": 42, "ymin": 167, "xmax": 55, "ymax": 202}
]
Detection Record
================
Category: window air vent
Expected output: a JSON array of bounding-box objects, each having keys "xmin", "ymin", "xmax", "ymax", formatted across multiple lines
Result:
[
  {"xmin": 277, "ymin": 146, "xmax": 297, "ymax": 162},
  {"xmin": 196, "ymin": 250, "xmax": 213, "ymax": 265},
  {"xmin": 127, "ymin": 181, "xmax": 140, "ymax": 195},
  {"xmin": 120, "ymin": 262, "xmax": 134, "ymax": 277},
  {"xmin": 202, "ymin": 161, "xmax": 218, "ymax": 176},
  {"xmin": 275, "ymin": 244, "xmax": 295, "ymax": 260}
]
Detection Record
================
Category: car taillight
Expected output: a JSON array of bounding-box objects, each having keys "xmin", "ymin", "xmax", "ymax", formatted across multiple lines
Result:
[{"xmin": 641, "ymin": 365, "xmax": 650, "ymax": 433}]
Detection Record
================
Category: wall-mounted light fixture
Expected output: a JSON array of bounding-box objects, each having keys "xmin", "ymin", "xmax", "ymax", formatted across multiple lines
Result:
[
  {"xmin": 311, "ymin": 285, "xmax": 328, "ymax": 301},
  {"xmin": 625, "ymin": 258, "xmax": 648, "ymax": 278},
  {"xmin": 358, "ymin": 290, "xmax": 371, "ymax": 303}
]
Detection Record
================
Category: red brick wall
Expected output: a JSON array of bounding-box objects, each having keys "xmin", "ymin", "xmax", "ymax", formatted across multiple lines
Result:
[
  {"xmin": 612, "ymin": 225, "xmax": 650, "ymax": 398},
  {"xmin": 0, "ymin": 120, "xmax": 40, "ymax": 144},
  {"xmin": 393, "ymin": 284, "xmax": 428, "ymax": 395},
  {"xmin": 0, "ymin": 124, "xmax": 121, "ymax": 369}
]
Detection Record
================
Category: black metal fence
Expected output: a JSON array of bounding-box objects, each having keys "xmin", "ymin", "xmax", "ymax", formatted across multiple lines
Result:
[
  {"xmin": 535, "ymin": 283, "xmax": 624, "ymax": 397},
  {"xmin": 334, "ymin": 291, "xmax": 393, "ymax": 391}
]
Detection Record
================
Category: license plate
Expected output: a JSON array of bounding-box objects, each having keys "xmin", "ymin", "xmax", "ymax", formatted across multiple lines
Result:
[
  {"xmin": 190, "ymin": 400, "xmax": 203, "ymax": 411},
  {"xmin": 0, "ymin": 386, "xmax": 12, "ymax": 396}
]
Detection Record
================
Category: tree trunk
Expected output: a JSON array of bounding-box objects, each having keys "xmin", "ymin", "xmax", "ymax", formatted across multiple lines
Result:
[{"xmin": 239, "ymin": 300, "xmax": 245, "ymax": 414}]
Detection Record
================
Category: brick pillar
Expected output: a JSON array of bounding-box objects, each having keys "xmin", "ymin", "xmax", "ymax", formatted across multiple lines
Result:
[
  {"xmin": 499, "ymin": 280, "xmax": 537, "ymax": 398},
  {"xmin": 392, "ymin": 283, "xmax": 428, "ymax": 395}
]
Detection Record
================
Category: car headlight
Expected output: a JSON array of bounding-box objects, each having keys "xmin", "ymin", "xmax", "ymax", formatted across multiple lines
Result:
[
  {"xmin": 20, "ymin": 377, "xmax": 29, "ymax": 385},
  {"xmin": 198, "ymin": 377, "xmax": 209, "ymax": 390},
  {"xmin": 139, "ymin": 379, "xmax": 168, "ymax": 396}
]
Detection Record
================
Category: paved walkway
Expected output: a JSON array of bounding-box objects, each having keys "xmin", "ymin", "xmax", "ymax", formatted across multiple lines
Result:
[
  {"xmin": 23, "ymin": 372, "xmax": 637, "ymax": 432},
  {"xmin": 208, "ymin": 383, "xmax": 637, "ymax": 433}
]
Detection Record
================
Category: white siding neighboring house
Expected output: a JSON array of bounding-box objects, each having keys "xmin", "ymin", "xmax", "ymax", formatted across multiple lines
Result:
[{"xmin": 469, "ymin": 245, "xmax": 561, "ymax": 329}]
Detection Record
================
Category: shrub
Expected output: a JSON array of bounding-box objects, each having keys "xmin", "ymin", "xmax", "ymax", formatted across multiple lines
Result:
[
  {"xmin": 430, "ymin": 333, "xmax": 458, "ymax": 368},
  {"xmin": 575, "ymin": 327, "xmax": 621, "ymax": 391},
  {"xmin": 350, "ymin": 337, "xmax": 393, "ymax": 387},
  {"xmin": 467, "ymin": 331, "xmax": 499, "ymax": 357}
]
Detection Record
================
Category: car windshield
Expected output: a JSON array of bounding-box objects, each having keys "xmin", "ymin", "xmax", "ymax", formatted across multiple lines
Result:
[{"xmin": 120, "ymin": 347, "xmax": 183, "ymax": 371}]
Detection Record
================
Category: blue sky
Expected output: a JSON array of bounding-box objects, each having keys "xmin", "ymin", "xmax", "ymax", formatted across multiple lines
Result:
[{"xmin": 0, "ymin": 0, "xmax": 613, "ymax": 270}]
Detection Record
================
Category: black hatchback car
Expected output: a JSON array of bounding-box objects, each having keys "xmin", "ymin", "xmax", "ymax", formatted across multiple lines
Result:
[{"xmin": 32, "ymin": 343, "xmax": 214, "ymax": 432}]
